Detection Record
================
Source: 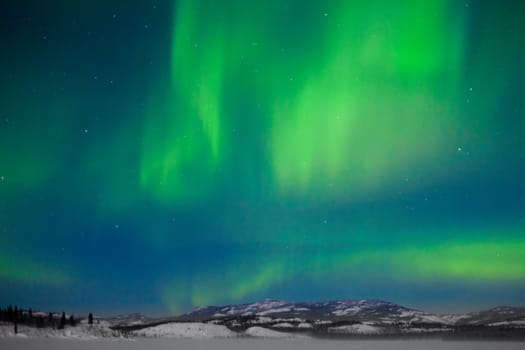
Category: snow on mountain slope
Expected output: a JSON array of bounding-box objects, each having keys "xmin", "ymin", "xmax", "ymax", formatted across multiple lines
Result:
[
  {"xmin": 272, "ymin": 322, "xmax": 295, "ymax": 328},
  {"xmin": 452, "ymin": 306, "xmax": 525, "ymax": 326},
  {"xmin": 180, "ymin": 299, "xmax": 451, "ymax": 325},
  {"xmin": 440, "ymin": 314, "xmax": 471, "ymax": 324},
  {"xmin": 298, "ymin": 322, "xmax": 314, "ymax": 328},
  {"xmin": 397, "ymin": 310, "xmax": 450, "ymax": 325},
  {"xmin": 181, "ymin": 299, "xmax": 524, "ymax": 328},
  {"xmin": 258, "ymin": 307, "xmax": 292, "ymax": 316}
]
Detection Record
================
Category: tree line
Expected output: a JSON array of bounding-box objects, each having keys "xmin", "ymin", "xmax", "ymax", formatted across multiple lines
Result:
[{"xmin": 0, "ymin": 305, "xmax": 94, "ymax": 334}]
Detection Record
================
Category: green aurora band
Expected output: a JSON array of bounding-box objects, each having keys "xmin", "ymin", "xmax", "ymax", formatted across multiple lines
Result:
[{"xmin": 141, "ymin": 0, "xmax": 469, "ymax": 202}]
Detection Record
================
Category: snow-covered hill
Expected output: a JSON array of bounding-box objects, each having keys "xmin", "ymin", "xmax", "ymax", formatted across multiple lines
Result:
[
  {"xmin": 131, "ymin": 322, "xmax": 236, "ymax": 338},
  {"xmin": 445, "ymin": 306, "xmax": 525, "ymax": 326},
  {"xmin": 178, "ymin": 299, "xmax": 451, "ymax": 325},
  {"xmin": 0, "ymin": 320, "xmax": 119, "ymax": 339},
  {"xmin": 245, "ymin": 326, "xmax": 308, "ymax": 338}
]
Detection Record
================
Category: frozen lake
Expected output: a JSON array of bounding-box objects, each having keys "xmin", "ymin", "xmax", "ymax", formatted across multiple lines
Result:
[{"xmin": 1, "ymin": 338, "xmax": 524, "ymax": 350}]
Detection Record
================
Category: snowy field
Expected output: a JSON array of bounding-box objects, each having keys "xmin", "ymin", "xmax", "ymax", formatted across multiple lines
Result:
[{"xmin": 1, "ymin": 338, "xmax": 524, "ymax": 350}]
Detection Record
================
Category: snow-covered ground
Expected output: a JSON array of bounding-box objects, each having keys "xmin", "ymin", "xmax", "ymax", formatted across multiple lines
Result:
[
  {"xmin": 244, "ymin": 326, "xmax": 307, "ymax": 339},
  {"xmin": 489, "ymin": 320, "xmax": 525, "ymax": 327},
  {"xmin": 297, "ymin": 322, "xmax": 313, "ymax": 329},
  {"xmin": 131, "ymin": 322, "xmax": 236, "ymax": 338},
  {"xmin": 1, "ymin": 338, "xmax": 525, "ymax": 350},
  {"xmin": 272, "ymin": 322, "xmax": 295, "ymax": 328},
  {"xmin": 441, "ymin": 314, "xmax": 471, "ymax": 324},
  {"xmin": 1, "ymin": 322, "xmax": 306, "ymax": 340},
  {"xmin": 328, "ymin": 324, "xmax": 382, "ymax": 334},
  {"xmin": 0, "ymin": 321, "xmax": 119, "ymax": 339},
  {"xmin": 398, "ymin": 310, "xmax": 450, "ymax": 325}
]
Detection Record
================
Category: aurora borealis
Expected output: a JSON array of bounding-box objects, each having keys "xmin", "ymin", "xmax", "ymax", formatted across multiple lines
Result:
[{"xmin": 1, "ymin": 0, "xmax": 524, "ymax": 315}]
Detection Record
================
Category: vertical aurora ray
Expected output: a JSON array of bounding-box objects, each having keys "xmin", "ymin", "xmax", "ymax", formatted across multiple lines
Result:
[
  {"xmin": 140, "ymin": 0, "xmax": 470, "ymax": 203},
  {"xmin": 271, "ymin": 0, "xmax": 467, "ymax": 197},
  {"xmin": 170, "ymin": 0, "xmax": 225, "ymax": 160},
  {"xmin": 140, "ymin": 0, "xmax": 230, "ymax": 203}
]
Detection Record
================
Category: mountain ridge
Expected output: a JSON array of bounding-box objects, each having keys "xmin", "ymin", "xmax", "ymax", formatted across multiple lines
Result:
[{"xmin": 173, "ymin": 298, "xmax": 525, "ymax": 327}]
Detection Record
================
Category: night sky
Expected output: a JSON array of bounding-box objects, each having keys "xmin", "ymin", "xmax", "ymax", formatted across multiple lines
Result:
[{"xmin": 1, "ymin": 0, "xmax": 524, "ymax": 316}]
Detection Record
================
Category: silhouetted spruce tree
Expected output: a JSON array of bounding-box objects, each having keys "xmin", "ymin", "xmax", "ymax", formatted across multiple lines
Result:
[
  {"xmin": 60, "ymin": 312, "xmax": 66, "ymax": 329},
  {"xmin": 28, "ymin": 308, "xmax": 33, "ymax": 322},
  {"xmin": 19, "ymin": 308, "xmax": 25, "ymax": 323},
  {"xmin": 37, "ymin": 315, "xmax": 44, "ymax": 328},
  {"xmin": 7, "ymin": 306, "xmax": 13, "ymax": 322},
  {"xmin": 13, "ymin": 306, "xmax": 18, "ymax": 333},
  {"xmin": 88, "ymin": 313, "xmax": 93, "ymax": 325},
  {"xmin": 69, "ymin": 315, "xmax": 75, "ymax": 327}
]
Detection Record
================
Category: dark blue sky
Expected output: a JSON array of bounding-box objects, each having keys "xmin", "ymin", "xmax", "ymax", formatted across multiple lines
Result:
[{"xmin": 1, "ymin": 0, "xmax": 524, "ymax": 315}]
